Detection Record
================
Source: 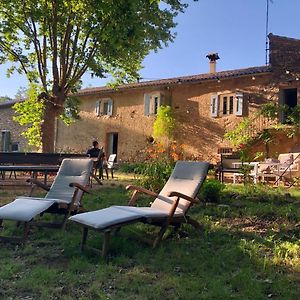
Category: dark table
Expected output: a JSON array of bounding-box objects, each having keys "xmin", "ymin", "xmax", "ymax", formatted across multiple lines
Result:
[{"xmin": 0, "ymin": 165, "xmax": 60, "ymax": 184}]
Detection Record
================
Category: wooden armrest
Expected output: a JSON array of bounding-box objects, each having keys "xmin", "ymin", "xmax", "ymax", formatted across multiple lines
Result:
[
  {"xmin": 126, "ymin": 185, "xmax": 158, "ymax": 206},
  {"xmin": 126, "ymin": 185, "xmax": 158, "ymax": 197},
  {"xmin": 168, "ymin": 191, "xmax": 199, "ymax": 204},
  {"xmin": 26, "ymin": 178, "xmax": 50, "ymax": 191},
  {"xmin": 69, "ymin": 182, "xmax": 89, "ymax": 193}
]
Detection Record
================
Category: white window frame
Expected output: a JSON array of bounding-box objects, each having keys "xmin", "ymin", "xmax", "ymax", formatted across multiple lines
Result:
[
  {"xmin": 95, "ymin": 98, "xmax": 113, "ymax": 116},
  {"xmin": 216, "ymin": 92, "xmax": 244, "ymax": 117},
  {"xmin": 144, "ymin": 92, "xmax": 162, "ymax": 116}
]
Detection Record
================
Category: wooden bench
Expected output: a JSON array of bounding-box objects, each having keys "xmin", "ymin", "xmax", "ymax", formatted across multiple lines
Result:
[{"xmin": 0, "ymin": 152, "xmax": 88, "ymax": 184}]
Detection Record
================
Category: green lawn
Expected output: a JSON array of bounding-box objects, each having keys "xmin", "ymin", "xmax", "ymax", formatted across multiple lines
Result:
[{"xmin": 0, "ymin": 176, "xmax": 299, "ymax": 299}]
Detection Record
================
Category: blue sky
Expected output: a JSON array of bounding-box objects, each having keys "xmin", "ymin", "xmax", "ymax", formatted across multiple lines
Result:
[{"xmin": 1, "ymin": 0, "xmax": 300, "ymax": 98}]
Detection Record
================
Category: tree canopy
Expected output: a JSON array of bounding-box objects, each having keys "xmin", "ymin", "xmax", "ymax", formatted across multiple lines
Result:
[{"xmin": 0, "ymin": 0, "xmax": 188, "ymax": 151}]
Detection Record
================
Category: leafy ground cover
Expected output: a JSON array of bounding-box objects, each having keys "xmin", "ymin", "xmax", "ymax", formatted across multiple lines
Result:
[{"xmin": 0, "ymin": 175, "xmax": 299, "ymax": 299}]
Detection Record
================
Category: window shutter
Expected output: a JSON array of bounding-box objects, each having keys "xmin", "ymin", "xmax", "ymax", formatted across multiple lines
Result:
[
  {"xmin": 107, "ymin": 99, "xmax": 113, "ymax": 116},
  {"xmin": 157, "ymin": 93, "xmax": 162, "ymax": 106},
  {"xmin": 95, "ymin": 100, "xmax": 101, "ymax": 116},
  {"xmin": 210, "ymin": 94, "xmax": 218, "ymax": 117},
  {"xmin": 144, "ymin": 94, "xmax": 150, "ymax": 115},
  {"xmin": 149, "ymin": 96, "xmax": 156, "ymax": 115},
  {"xmin": 235, "ymin": 92, "xmax": 244, "ymax": 116}
]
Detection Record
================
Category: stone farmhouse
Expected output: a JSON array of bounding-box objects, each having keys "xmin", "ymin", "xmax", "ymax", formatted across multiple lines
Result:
[{"xmin": 1, "ymin": 34, "xmax": 300, "ymax": 163}]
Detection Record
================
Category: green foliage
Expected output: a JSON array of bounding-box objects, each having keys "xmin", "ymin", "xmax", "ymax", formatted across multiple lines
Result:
[
  {"xmin": 0, "ymin": 0, "xmax": 187, "ymax": 94},
  {"xmin": 0, "ymin": 0, "xmax": 188, "ymax": 150},
  {"xmin": 134, "ymin": 158, "xmax": 175, "ymax": 192},
  {"xmin": 13, "ymin": 83, "xmax": 44, "ymax": 148},
  {"xmin": 118, "ymin": 163, "xmax": 144, "ymax": 174},
  {"xmin": 152, "ymin": 105, "xmax": 175, "ymax": 143},
  {"xmin": 224, "ymin": 117, "xmax": 253, "ymax": 147},
  {"xmin": 200, "ymin": 179, "xmax": 225, "ymax": 203},
  {"xmin": 260, "ymin": 102, "xmax": 280, "ymax": 119},
  {"xmin": 60, "ymin": 97, "xmax": 81, "ymax": 126}
]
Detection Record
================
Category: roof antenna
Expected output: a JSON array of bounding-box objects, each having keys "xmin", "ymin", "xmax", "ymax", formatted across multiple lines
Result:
[{"xmin": 265, "ymin": 0, "xmax": 272, "ymax": 65}]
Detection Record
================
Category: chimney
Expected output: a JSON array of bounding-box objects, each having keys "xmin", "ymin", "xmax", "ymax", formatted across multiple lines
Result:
[{"xmin": 206, "ymin": 52, "xmax": 220, "ymax": 73}]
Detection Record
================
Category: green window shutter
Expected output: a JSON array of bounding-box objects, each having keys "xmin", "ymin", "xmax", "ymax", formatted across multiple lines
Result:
[
  {"xmin": 235, "ymin": 92, "xmax": 244, "ymax": 116},
  {"xmin": 107, "ymin": 99, "xmax": 113, "ymax": 116},
  {"xmin": 95, "ymin": 100, "xmax": 101, "ymax": 116},
  {"xmin": 210, "ymin": 94, "xmax": 218, "ymax": 117},
  {"xmin": 144, "ymin": 94, "xmax": 150, "ymax": 116}
]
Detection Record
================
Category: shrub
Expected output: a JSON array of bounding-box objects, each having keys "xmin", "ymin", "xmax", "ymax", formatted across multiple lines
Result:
[
  {"xmin": 135, "ymin": 158, "xmax": 174, "ymax": 192},
  {"xmin": 118, "ymin": 163, "xmax": 143, "ymax": 174},
  {"xmin": 200, "ymin": 179, "xmax": 225, "ymax": 203}
]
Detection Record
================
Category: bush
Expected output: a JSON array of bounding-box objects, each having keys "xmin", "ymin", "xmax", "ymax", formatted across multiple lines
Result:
[
  {"xmin": 200, "ymin": 179, "xmax": 225, "ymax": 203},
  {"xmin": 135, "ymin": 159, "xmax": 175, "ymax": 192},
  {"xmin": 118, "ymin": 163, "xmax": 143, "ymax": 174}
]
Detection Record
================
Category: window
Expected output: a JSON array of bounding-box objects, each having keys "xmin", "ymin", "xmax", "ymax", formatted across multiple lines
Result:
[
  {"xmin": 279, "ymin": 88, "xmax": 298, "ymax": 124},
  {"xmin": 223, "ymin": 96, "xmax": 228, "ymax": 115},
  {"xmin": 95, "ymin": 98, "xmax": 113, "ymax": 116},
  {"xmin": 235, "ymin": 92, "xmax": 244, "ymax": 116},
  {"xmin": 229, "ymin": 96, "xmax": 234, "ymax": 114},
  {"xmin": 144, "ymin": 93, "xmax": 162, "ymax": 115},
  {"xmin": 220, "ymin": 92, "xmax": 244, "ymax": 116}
]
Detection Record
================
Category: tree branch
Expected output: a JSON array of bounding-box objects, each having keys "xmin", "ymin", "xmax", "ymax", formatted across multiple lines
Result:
[{"xmin": 0, "ymin": 40, "xmax": 29, "ymax": 75}]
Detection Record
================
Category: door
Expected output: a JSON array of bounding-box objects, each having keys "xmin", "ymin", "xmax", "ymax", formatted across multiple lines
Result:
[
  {"xmin": 106, "ymin": 133, "xmax": 118, "ymax": 157},
  {"xmin": 279, "ymin": 88, "xmax": 298, "ymax": 124}
]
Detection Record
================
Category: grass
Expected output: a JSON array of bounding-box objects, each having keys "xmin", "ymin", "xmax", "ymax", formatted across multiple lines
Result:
[{"xmin": 0, "ymin": 175, "xmax": 299, "ymax": 299}]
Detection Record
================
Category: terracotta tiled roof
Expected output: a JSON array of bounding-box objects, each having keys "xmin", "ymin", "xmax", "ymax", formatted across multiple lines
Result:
[{"xmin": 77, "ymin": 65, "xmax": 271, "ymax": 96}]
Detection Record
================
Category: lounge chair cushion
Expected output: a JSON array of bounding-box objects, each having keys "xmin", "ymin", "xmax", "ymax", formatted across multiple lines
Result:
[
  {"xmin": 151, "ymin": 161, "xmax": 208, "ymax": 214},
  {"xmin": 69, "ymin": 205, "xmax": 171, "ymax": 230},
  {"xmin": 45, "ymin": 159, "xmax": 92, "ymax": 205},
  {"xmin": 0, "ymin": 198, "xmax": 55, "ymax": 222},
  {"xmin": 0, "ymin": 158, "xmax": 93, "ymax": 224}
]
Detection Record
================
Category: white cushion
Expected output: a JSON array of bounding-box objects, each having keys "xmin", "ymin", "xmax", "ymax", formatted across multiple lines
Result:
[
  {"xmin": 0, "ymin": 198, "xmax": 55, "ymax": 222},
  {"xmin": 69, "ymin": 206, "xmax": 170, "ymax": 230}
]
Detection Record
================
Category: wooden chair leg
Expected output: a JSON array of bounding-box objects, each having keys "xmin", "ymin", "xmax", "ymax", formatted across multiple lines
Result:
[
  {"xmin": 81, "ymin": 227, "xmax": 88, "ymax": 252},
  {"xmin": 61, "ymin": 211, "xmax": 72, "ymax": 230},
  {"xmin": 153, "ymin": 223, "xmax": 168, "ymax": 248},
  {"xmin": 22, "ymin": 222, "xmax": 30, "ymax": 242},
  {"xmin": 102, "ymin": 231, "xmax": 111, "ymax": 257}
]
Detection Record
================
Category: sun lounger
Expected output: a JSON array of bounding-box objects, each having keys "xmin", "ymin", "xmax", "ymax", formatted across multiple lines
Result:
[
  {"xmin": 0, "ymin": 158, "xmax": 93, "ymax": 242},
  {"xmin": 69, "ymin": 160, "xmax": 209, "ymax": 257}
]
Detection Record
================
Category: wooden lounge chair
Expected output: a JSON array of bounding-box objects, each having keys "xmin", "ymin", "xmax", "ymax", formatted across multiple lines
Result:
[
  {"xmin": 0, "ymin": 158, "xmax": 93, "ymax": 242},
  {"xmin": 69, "ymin": 161, "xmax": 209, "ymax": 257}
]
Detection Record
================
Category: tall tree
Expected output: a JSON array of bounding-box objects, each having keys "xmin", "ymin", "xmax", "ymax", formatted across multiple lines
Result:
[{"xmin": 0, "ymin": 0, "xmax": 187, "ymax": 152}]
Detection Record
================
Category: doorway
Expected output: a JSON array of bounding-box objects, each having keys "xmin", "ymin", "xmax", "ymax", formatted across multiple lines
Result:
[
  {"xmin": 106, "ymin": 132, "xmax": 118, "ymax": 157},
  {"xmin": 279, "ymin": 88, "xmax": 298, "ymax": 124}
]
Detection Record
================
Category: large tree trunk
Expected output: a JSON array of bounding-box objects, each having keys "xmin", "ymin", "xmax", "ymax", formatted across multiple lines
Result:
[
  {"xmin": 41, "ymin": 102, "xmax": 58, "ymax": 152},
  {"xmin": 41, "ymin": 92, "xmax": 65, "ymax": 153}
]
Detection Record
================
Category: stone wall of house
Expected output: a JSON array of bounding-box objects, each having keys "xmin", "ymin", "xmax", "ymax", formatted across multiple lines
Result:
[
  {"xmin": 55, "ymin": 73, "xmax": 276, "ymax": 163},
  {"xmin": 0, "ymin": 103, "xmax": 29, "ymax": 151},
  {"xmin": 55, "ymin": 88, "xmax": 169, "ymax": 161},
  {"xmin": 170, "ymin": 74, "xmax": 273, "ymax": 163}
]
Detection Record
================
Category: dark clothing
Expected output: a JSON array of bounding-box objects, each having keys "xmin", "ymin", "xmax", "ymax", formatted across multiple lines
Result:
[
  {"xmin": 87, "ymin": 147, "xmax": 101, "ymax": 158},
  {"xmin": 87, "ymin": 147, "xmax": 105, "ymax": 179}
]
